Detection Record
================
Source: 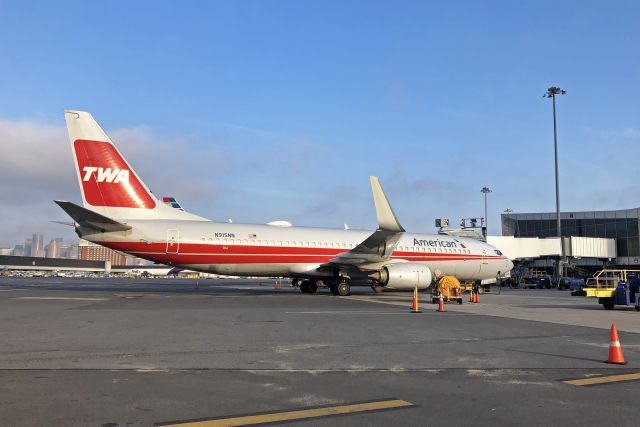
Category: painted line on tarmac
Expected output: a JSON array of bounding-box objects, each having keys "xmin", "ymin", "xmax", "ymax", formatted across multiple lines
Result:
[
  {"xmin": 347, "ymin": 296, "xmax": 414, "ymax": 308},
  {"xmin": 564, "ymin": 372, "xmax": 640, "ymax": 386},
  {"xmin": 156, "ymin": 398, "xmax": 414, "ymax": 427},
  {"xmin": 286, "ymin": 310, "xmax": 415, "ymax": 315},
  {"xmin": 0, "ymin": 289, "xmax": 29, "ymax": 292},
  {"xmin": 13, "ymin": 297, "xmax": 108, "ymax": 301}
]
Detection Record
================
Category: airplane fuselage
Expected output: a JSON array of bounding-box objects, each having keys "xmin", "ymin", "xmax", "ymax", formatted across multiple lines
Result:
[{"xmin": 81, "ymin": 220, "xmax": 511, "ymax": 281}]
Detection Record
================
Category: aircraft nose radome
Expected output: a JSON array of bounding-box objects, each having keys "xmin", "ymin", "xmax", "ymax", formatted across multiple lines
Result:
[{"xmin": 507, "ymin": 259, "xmax": 514, "ymax": 271}]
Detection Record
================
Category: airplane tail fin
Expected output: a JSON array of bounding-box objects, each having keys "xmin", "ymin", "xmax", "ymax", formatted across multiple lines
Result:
[{"xmin": 63, "ymin": 110, "xmax": 205, "ymax": 221}]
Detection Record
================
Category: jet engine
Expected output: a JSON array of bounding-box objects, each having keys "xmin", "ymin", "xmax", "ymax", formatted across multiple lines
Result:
[{"xmin": 369, "ymin": 263, "xmax": 433, "ymax": 290}]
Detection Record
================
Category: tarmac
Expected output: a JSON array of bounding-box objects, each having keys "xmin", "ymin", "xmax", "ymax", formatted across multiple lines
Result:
[{"xmin": 1, "ymin": 276, "xmax": 639, "ymax": 426}]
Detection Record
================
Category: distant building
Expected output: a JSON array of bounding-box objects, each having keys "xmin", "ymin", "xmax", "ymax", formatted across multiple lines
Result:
[
  {"xmin": 59, "ymin": 241, "xmax": 79, "ymax": 259},
  {"xmin": 24, "ymin": 238, "xmax": 32, "ymax": 258},
  {"xmin": 502, "ymin": 208, "xmax": 640, "ymax": 267},
  {"xmin": 45, "ymin": 238, "xmax": 63, "ymax": 258},
  {"xmin": 0, "ymin": 248, "xmax": 12, "ymax": 256},
  {"xmin": 12, "ymin": 244, "xmax": 24, "ymax": 257},
  {"xmin": 78, "ymin": 239, "xmax": 127, "ymax": 265},
  {"xmin": 31, "ymin": 233, "xmax": 44, "ymax": 258}
]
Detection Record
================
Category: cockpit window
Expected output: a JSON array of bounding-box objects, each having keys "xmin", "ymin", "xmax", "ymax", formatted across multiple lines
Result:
[{"xmin": 495, "ymin": 250, "xmax": 503, "ymax": 256}]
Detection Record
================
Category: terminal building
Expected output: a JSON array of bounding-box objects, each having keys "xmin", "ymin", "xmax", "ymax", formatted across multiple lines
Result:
[{"xmin": 497, "ymin": 208, "xmax": 640, "ymax": 275}]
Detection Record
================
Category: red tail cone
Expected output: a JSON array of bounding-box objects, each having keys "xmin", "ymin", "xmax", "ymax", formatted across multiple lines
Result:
[{"xmin": 606, "ymin": 324, "xmax": 626, "ymax": 365}]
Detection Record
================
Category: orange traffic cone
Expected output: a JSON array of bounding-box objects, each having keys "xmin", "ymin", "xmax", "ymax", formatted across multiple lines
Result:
[
  {"xmin": 410, "ymin": 287, "xmax": 421, "ymax": 313},
  {"xmin": 606, "ymin": 324, "xmax": 626, "ymax": 365},
  {"xmin": 437, "ymin": 295, "xmax": 446, "ymax": 312},
  {"xmin": 474, "ymin": 291, "xmax": 480, "ymax": 303},
  {"xmin": 469, "ymin": 291, "xmax": 474, "ymax": 303}
]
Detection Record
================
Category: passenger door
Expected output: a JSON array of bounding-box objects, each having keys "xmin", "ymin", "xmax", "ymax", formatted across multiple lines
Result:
[{"xmin": 166, "ymin": 229, "xmax": 180, "ymax": 254}]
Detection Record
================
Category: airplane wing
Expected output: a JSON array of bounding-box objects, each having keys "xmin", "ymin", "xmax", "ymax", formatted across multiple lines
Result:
[{"xmin": 323, "ymin": 177, "xmax": 405, "ymax": 271}]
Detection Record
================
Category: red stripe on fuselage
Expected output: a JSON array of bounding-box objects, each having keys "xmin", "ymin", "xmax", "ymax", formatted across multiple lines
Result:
[{"xmin": 102, "ymin": 241, "xmax": 506, "ymax": 266}]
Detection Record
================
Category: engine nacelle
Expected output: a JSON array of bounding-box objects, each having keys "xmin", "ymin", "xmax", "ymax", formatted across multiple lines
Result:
[{"xmin": 370, "ymin": 263, "xmax": 433, "ymax": 290}]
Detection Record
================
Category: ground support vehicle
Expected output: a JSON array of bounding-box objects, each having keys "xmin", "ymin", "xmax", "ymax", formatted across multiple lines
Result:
[
  {"xmin": 559, "ymin": 277, "xmax": 585, "ymax": 293},
  {"xmin": 584, "ymin": 269, "xmax": 640, "ymax": 310},
  {"xmin": 431, "ymin": 276, "xmax": 463, "ymax": 304}
]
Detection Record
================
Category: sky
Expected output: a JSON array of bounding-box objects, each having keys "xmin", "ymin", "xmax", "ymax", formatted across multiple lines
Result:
[{"xmin": 0, "ymin": 0, "xmax": 639, "ymax": 248}]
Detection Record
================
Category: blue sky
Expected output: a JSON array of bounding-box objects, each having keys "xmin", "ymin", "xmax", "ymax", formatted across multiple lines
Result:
[{"xmin": 0, "ymin": 1, "xmax": 639, "ymax": 247}]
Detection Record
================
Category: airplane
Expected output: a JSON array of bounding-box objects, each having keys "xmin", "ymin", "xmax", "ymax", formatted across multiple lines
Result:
[{"xmin": 56, "ymin": 110, "xmax": 513, "ymax": 296}]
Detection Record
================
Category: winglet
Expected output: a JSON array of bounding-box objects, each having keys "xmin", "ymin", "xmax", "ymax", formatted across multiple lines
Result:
[{"xmin": 370, "ymin": 176, "xmax": 405, "ymax": 232}]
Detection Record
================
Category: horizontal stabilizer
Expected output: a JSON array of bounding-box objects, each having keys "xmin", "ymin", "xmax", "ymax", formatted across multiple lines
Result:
[{"xmin": 54, "ymin": 200, "xmax": 132, "ymax": 232}]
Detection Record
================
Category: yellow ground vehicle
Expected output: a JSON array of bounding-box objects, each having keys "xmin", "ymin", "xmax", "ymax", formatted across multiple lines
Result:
[
  {"xmin": 432, "ymin": 276, "xmax": 463, "ymax": 304},
  {"xmin": 584, "ymin": 269, "xmax": 640, "ymax": 310},
  {"xmin": 460, "ymin": 281, "xmax": 474, "ymax": 292}
]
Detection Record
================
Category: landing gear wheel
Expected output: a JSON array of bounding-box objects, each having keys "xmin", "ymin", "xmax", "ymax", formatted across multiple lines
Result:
[
  {"xmin": 337, "ymin": 281, "xmax": 350, "ymax": 296},
  {"xmin": 300, "ymin": 280, "xmax": 312, "ymax": 294},
  {"xmin": 292, "ymin": 278, "xmax": 301, "ymax": 288},
  {"xmin": 309, "ymin": 282, "xmax": 318, "ymax": 293},
  {"xmin": 371, "ymin": 285, "xmax": 384, "ymax": 293},
  {"xmin": 330, "ymin": 285, "xmax": 339, "ymax": 296}
]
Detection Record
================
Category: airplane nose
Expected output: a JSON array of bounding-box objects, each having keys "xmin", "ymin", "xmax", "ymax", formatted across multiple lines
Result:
[{"xmin": 507, "ymin": 259, "xmax": 514, "ymax": 271}]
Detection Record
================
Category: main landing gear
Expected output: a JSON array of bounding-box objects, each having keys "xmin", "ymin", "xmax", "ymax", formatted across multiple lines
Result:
[
  {"xmin": 297, "ymin": 278, "xmax": 350, "ymax": 296},
  {"xmin": 299, "ymin": 280, "xmax": 318, "ymax": 294},
  {"xmin": 329, "ymin": 280, "xmax": 351, "ymax": 296}
]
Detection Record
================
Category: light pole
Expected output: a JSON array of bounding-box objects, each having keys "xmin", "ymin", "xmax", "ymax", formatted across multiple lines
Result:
[
  {"xmin": 481, "ymin": 186, "xmax": 492, "ymax": 240},
  {"xmin": 544, "ymin": 86, "xmax": 566, "ymax": 285}
]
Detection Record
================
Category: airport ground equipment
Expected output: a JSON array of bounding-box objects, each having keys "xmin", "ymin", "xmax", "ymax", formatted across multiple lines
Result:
[
  {"xmin": 432, "ymin": 275, "xmax": 463, "ymax": 304},
  {"xmin": 460, "ymin": 280, "xmax": 474, "ymax": 292},
  {"xmin": 606, "ymin": 324, "xmax": 627, "ymax": 364},
  {"xmin": 410, "ymin": 287, "xmax": 421, "ymax": 313},
  {"xmin": 584, "ymin": 269, "xmax": 640, "ymax": 310},
  {"xmin": 559, "ymin": 277, "xmax": 585, "ymax": 291}
]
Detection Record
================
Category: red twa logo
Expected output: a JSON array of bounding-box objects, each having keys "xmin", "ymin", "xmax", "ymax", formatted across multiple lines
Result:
[{"xmin": 74, "ymin": 139, "xmax": 156, "ymax": 209}]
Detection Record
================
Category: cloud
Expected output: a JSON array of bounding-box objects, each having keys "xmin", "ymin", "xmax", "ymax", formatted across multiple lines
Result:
[
  {"xmin": 0, "ymin": 119, "xmax": 78, "ymax": 247},
  {"xmin": 0, "ymin": 116, "xmax": 335, "ymax": 247},
  {"xmin": 623, "ymin": 128, "xmax": 640, "ymax": 137},
  {"xmin": 0, "ymin": 119, "xmax": 228, "ymax": 247}
]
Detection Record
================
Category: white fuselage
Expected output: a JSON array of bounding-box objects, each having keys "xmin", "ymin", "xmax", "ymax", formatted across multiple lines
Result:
[{"xmin": 80, "ymin": 220, "xmax": 512, "ymax": 281}]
